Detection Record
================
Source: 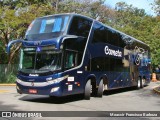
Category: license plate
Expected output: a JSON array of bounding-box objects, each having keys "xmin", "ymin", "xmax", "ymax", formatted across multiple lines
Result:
[{"xmin": 29, "ymin": 89, "xmax": 37, "ymax": 94}]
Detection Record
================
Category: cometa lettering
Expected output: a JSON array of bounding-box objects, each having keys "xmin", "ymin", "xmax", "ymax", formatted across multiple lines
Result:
[
  {"xmin": 104, "ymin": 46, "xmax": 122, "ymax": 58},
  {"xmin": 29, "ymin": 74, "xmax": 39, "ymax": 77}
]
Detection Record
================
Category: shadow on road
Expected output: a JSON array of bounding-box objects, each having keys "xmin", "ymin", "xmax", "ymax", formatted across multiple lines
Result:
[
  {"xmin": 103, "ymin": 86, "xmax": 137, "ymax": 96},
  {"xmin": 19, "ymin": 84, "xmax": 160, "ymax": 105},
  {"xmin": 0, "ymin": 101, "xmax": 33, "ymax": 120},
  {"xmin": 19, "ymin": 87, "xmax": 138, "ymax": 104},
  {"xmin": 19, "ymin": 94, "xmax": 85, "ymax": 104}
]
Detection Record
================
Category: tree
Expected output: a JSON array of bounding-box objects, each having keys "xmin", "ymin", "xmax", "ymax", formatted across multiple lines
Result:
[
  {"xmin": 0, "ymin": 0, "xmax": 159, "ymax": 67},
  {"xmin": 152, "ymin": 0, "xmax": 160, "ymax": 16},
  {"xmin": 0, "ymin": 2, "xmax": 54, "ymax": 64},
  {"xmin": 110, "ymin": 2, "xmax": 160, "ymax": 66}
]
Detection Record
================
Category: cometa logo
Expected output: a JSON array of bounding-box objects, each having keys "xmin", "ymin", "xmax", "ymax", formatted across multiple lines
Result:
[
  {"xmin": 29, "ymin": 74, "xmax": 39, "ymax": 77},
  {"xmin": 104, "ymin": 46, "xmax": 122, "ymax": 58}
]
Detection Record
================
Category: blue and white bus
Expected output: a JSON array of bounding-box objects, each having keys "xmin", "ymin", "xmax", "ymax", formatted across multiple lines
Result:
[{"xmin": 7, "ymin": 13, "xmax": 151, "ymax": 100}]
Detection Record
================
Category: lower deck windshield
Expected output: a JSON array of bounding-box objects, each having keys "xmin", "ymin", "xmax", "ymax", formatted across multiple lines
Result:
[{"xmin": 19, "ymin": 48, "xmax": 62, "ymax": 73}]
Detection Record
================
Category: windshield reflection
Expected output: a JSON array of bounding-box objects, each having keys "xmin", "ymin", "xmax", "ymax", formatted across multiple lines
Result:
[
  {"xmin": 20, "ymin": 49, "xmax": 62, "ymax": 73},
  {"xmin": 25, "ymin": 15, "xmax": 70, "ymax": 40}
]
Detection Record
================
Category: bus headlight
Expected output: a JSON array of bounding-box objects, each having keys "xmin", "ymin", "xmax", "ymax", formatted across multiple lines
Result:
[{"xmin": 51, "ymin": 87, "xmax": 59, "ymax": 93}]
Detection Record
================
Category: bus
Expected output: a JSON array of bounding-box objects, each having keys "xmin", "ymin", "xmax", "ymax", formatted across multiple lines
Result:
[{"xmin": 7, "ymin": 13, "xmax": 151, "ymax": 100}]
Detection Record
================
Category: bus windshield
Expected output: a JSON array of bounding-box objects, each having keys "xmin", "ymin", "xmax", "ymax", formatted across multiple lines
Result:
[
  {"xmin": 19, "ymin": 48, "xmax": 62, "ymax": 73},
  {"xmin": 25, "ymin": 15, "xmax": 70, "ymax": 40}
]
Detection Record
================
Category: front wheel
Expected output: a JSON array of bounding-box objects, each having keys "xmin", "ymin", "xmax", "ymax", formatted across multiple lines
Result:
[
  {"xmin": 84, "ymin": 80, "xmax": 91, "ymax": 100},
  {"xmin": 97, "ymin": 79, "xmax": 103, "ymax": 97}
]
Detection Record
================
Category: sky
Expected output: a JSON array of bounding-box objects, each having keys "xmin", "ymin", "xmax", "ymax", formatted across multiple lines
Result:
[{"xmin": 105, "ymin": 0, "xmax": 156, "ymax": 16}]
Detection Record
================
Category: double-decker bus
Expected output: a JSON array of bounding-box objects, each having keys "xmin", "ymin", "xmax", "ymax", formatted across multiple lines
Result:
[{"xmin": 7, "ymin": 13, "xmax": 151, "ymax": 100}]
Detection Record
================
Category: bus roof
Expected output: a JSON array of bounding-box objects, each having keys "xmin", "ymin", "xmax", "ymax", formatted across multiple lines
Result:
[{"xmin": 37, "ymin": 13, "xmax": 148, "ymax": 47}]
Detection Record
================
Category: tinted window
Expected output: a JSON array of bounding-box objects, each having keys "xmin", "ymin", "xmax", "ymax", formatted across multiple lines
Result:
[
  {"xmin": 68, "ymin": 16, "xmax": 92, "ymax": 37},
  {"xmin": 92, "ymin": 23, "xmax": 108, "ymax": 43},
  {"xmin": 64, "ymin": 50, "xmax": 78, "ymax": 69},
  {"xmin": 92, "ymin": 22, "xmax": 126, "ymax": 47},
  {"xmin": 89, "ymin": 57, "xmax": 128, "ymax": 72},
  {"xmin": 63, "ymin": 37, "xmax": 87, "ymax": 70}
]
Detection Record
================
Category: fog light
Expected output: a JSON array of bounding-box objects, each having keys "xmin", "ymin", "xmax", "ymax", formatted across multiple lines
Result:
[{"xmin": 50, "ymin": 87, "xmax": 59, "ymax": 93}]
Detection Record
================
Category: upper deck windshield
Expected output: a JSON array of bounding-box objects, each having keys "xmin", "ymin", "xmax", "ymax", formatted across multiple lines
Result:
[
  {"xmin": 19, "ymin": 48, "xmax": 62, "ymax": 74},
  {"xmin": 25, "ymin": 15, "xmax": 70, "ymax": 40}
]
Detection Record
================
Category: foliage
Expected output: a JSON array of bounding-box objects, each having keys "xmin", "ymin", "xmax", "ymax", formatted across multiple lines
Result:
[
  {"xmin": 0, "ymin": 64, "xmax": 18, "ymax": 83},
  {"xmin": 0, "ymin": 0, "xmax": 160, "ymax": 83},
  {"xmin": 152, "ymin": 0, "xmax": 160, "ymax": 16},
  {"xmin": 109, "ymin": 2, "xmax": 160, "ymax": 67}
]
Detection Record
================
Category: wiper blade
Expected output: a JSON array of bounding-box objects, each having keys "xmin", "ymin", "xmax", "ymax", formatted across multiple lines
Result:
[{"xmin": 38, "ymin": 69, "xmax": 54, "ymax": 73}]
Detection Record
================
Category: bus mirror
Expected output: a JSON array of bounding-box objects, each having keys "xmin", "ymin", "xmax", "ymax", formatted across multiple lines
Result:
[{"xmin": 6, "ymin": 39, "xmax": 23, "ymax": 54}]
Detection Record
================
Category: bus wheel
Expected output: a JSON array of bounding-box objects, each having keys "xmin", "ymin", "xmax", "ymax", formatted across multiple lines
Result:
[
  {"xmin": 84, "ymin": 80, "xmax": 91, "ymax": 100},
  {"xmin": 97, "ymin": 79, "xmax": 103, "ymax": 98},
  {"xmin": 141, "ymin": 79, "xmax": 144, "ymax": 88},
  {"xmin": 142, "ymin": 78, "xmax": 146, "ymax": 87}
]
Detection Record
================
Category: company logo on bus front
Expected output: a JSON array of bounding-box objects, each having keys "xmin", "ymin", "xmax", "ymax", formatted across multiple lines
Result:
[
  {"xmin": 29, "ymin": 74, "xmax": 39, "ymax": 77},
  {"xmin": 104, "ymin": 46, "xmax": 122, "ymax": 58}
]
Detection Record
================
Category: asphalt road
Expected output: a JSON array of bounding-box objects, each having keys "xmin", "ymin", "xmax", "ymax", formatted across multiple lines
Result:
[{"xmin": 0, "ymin": 81, "xmax": 160, "ymax": 120}]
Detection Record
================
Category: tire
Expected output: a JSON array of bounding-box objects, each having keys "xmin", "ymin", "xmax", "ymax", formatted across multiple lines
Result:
[
  {"xmin": 142, "ymin": 78, "xmax": 145, "ymax": 87},
  {"xmin": 84, "ymin": 80, "xmax": 91, "ymax": 100},
  {"xmin": 97, "ymin": 79, "xmax": 103, "ymax": 97},
  {"xmin": 140, "ymin": 78, "xmax": 144, "ymax": 88}
]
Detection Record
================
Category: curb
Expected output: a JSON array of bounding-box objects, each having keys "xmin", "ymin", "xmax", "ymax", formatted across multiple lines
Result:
[
  {"xmin": 153, "ymin": 86, "xmax": 160, "ymax": 94},
  {"xmin": 0, "ymin": 84, "xmax": 16, "ymax": 86}
]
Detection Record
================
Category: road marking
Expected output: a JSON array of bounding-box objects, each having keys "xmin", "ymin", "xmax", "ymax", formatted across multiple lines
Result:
[
  {"xmin": 0, "ymin": 84, "xmax": 16, "ymax": 86},
  {"xmin": 0, "ymin": 90, "xmax": 10, "ymax": 93}
]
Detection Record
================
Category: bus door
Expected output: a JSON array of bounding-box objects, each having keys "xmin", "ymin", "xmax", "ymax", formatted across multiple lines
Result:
[{"xmin": 63, "ymin": 50, "xmax": 82, "ymax": 95}]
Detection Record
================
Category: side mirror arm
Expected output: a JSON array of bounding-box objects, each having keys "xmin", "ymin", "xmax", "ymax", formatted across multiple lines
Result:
[{"xmin": 6, "ymin": 40, "xmax": 23, "ymax": 54}]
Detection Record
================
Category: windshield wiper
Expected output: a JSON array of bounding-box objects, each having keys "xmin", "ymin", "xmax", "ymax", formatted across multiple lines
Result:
[{"xmin": 38, "ymin": 68, "xmax": 54, "ymax": 74}]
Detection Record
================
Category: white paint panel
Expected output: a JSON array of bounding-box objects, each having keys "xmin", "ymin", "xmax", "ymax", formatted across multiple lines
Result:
[
  {"xmin": 77, "ymin": 71, "xmax": 83, "ymax": 74},
  {"xmin": 68, "ymin": 85, "xmax": 73, "ymax": 91},
  {"xmin": 68, "ymin": 77, "xmax": 74, "ymax": 82}
]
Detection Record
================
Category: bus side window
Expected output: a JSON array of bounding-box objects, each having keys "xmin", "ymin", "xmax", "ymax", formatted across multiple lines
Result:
[
  {"xmin": 65, "ymin": 51, "xmax": 78, "ymax": 69},
  {"xmin": 68, "ymin": 16, "xmax": 92, "ymax": 37},
  {"xmin": 92, "ymin": 23, "xmax": 104, "ymax": 43},
  {"xmin": 92, "ymin": 22, "xmax": 109, "ymax": 43},
  {"xmin": 106, "ymin": 28, "xmax": 120, "ymax": 46}
]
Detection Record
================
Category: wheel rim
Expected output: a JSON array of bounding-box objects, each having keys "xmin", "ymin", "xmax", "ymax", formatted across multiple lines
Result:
[
  {"xmin": 138, "ymin": 79, "xmax": 141, "ymax": 88},
  {"xmin": 142, "ymin": 79, "xmax": 145, "ymax": 86},
  {"xmin": 90, "ymin": 85, "xmax": 92, "ymax": 93}
]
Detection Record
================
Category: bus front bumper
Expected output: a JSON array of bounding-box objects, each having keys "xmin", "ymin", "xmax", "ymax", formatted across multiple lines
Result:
[{"xmin": 16, "ymin": 82, "xmax": 63, "ymax": 97}]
